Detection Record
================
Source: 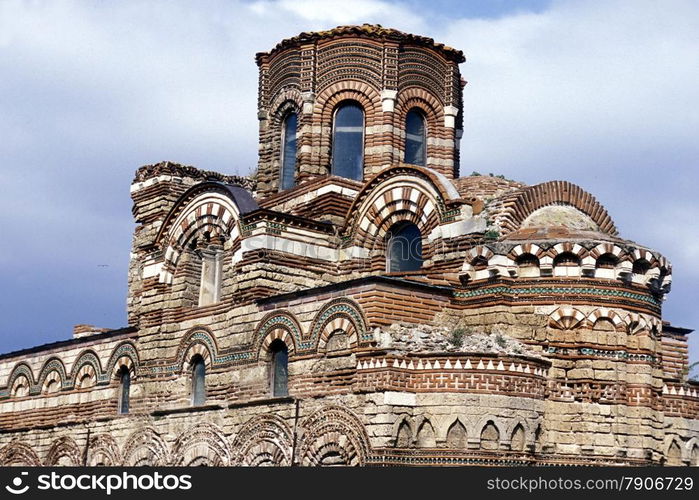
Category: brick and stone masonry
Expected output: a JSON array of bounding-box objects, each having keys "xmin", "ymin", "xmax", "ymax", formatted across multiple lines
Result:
[{"xmin": 0, "ymin": 24, "xmax": 696, "ymax": 467}]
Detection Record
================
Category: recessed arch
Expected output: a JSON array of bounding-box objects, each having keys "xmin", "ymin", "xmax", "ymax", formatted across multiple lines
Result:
[
  {"xmin": 37, "ymin": 358, "xmax": 67, "ymax": 394},
  {"xmin": 171, "ymin": 423, "xmax": 231, "ymax": 466},
  {"xmin": 232, "ymin": 415, "xmax": 293, "ymax": 466},
  {"xmin": 6, "ymin": 362, "xmax": 35, "ymax": 396},
  {"xmin": 87, "ymin": 434, "xmax": 122, "ymax": 466},
  {"xmin": 254, "ymin": 311, "xmax": 301, "ymax": 359},
  {"xmin": 492, "ymin": 181, "xmax": 618, "ymax": 236},
  {"xmin": 310, "ymin": 299, "xmax": 368, "ymax": 351},
  {"xmin": 298, "ymin": 405, "xmax": 371, "ymax": 466},
  {"xmin": 70, "ymin": 350, "xmax": 102, "ymax": 388},
  {"xmin": 122, "ymin": 428, "xmax": 168, "ymax": 466},
  {"xmin": 45, "ymin": 436, "xmax": 81, "ymax": 466},
  {"xmin": 0, "ymin": 441, "xmax": 41, "ymax": 466},
  {"xmin": 155, "ymin": 182, "xmax": 257, "ymax": 284},
  {"xmin": 343, "ymin": 165, "xmax": 459, "ymax": 251}
]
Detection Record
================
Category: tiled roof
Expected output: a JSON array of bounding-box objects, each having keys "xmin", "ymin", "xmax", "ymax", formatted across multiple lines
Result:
[{"xmin": 256, "ymin": 24, "xmax": 465, "ymax": 63}]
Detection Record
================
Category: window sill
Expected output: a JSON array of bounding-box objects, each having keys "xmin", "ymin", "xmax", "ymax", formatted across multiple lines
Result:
[
  {"xmin": 228, "ymin": 396, "xmax": 295, "ymax": 409},
  {"xmin": 151, "ymin": 403, "xmax": 224, "ymax": 416}
]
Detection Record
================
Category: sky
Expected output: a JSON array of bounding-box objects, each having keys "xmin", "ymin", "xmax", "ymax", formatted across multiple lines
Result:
[{"xmin": 0, "ymin": 0, "xmax": 697, "ymax": 366}]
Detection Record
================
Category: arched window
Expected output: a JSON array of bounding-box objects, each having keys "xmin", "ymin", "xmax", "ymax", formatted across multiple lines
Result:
[
  {"xmin": 331, "ymin": 102, "xmax": 364, "ymax": 180},
  {"xmin": 118, "ymin": 366, "xmax": 130, "ymax": 414},
  {"xmin": 280, "ymin": 112, "xmax": 298, "ymax": 190},
  {"xmin": 516, "ymin": 253, "xmax": 540, "ymax": 278},
  {"xmin": 404, "ymin": 109, "xmax": 426, "ymax": 165},
  {"xmin": 632, "ymin": 259, "xmax": 650, "ymax": 276},
  {"xmin": 553, "ymin": 252, "xmax": 581, "ymax": 277},
  {"xmin": 270, "ymin": 340, "xmax": 288, "ymax": 397},
  {"xmin": 386, "ymin": 221, "xmax": 422, "ymax": 272},
  {"xmin": 595, "ymin": 253, "xmax": 618, "ymax": 279},
  {"xmin": 191, "ymin": 355, "xmax": 206, "ymax": 406}
]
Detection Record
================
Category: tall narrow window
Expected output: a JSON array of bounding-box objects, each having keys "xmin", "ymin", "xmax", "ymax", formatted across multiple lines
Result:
[
  {"xmin": 387, "ymin": 221, "xmax": 423, "ymax": 272},
  {"xmin": 191, "ymin": 356, "xmax": 206, "ymax": 406},
  {"xmin": 118, "ymin": 366, "xmax": 130, "ymax": 414},
  {"xmin": 331, "ymin": 102, "xmax": 364, "ymax": 180},
  {"xmin": 280, "ymin": 112, "xmax": 297, "ymax": 190},
  {"xmin": 198, "ymin": 249, "xmax": 222, "ymax": 307},
  {"xmin": 404, "ymin": 109, "xmax": 426, "ymax": 165},
  {"xmin": 270, "ymin": 340, "xmax": 288, "ymax": 397}
]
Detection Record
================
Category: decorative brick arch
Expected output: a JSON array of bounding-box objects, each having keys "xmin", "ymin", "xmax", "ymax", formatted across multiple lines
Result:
[
  {"xmin": 493, "ymin": 181, "xmax": 618, "ymax": 236},
  {"xmin": 231, "ymin": 415, "xmax": 293, "ymax": 466},
  {"xmin": 177, "ymin": 328, "xmax": 218, "ymax": 373},
  {"xmin": 298, "ymin": 405, "xmax": 371, "ymax": 466},
  {"xmin": 507, "ymin": 243, "xmax": 545, "ymax": 261},
  {"xmin": 5, "ymin": 362, "xmax": 35, "ymax": 396},
  {"xmin": 460, "ymin": 245, "xmax": 496, "ymax": 278},
  {"xmin": 343, "ymin": 165, "xmax": 460, "ymax": 250},
  {"xmin": 549, "ymin": 306, "xmax": 587, "ymax": 330},
  {"xmin": 395, "ymin": 88, "xmax": 448, "ymax": 171},
  {"xmin": 0, "ymin": 441, "xmax": 41, "ymax": 466},
  {"xmin": 155, "ymin": 182, "xmax": 256, "ymax": 284},
  {"xmin": 87, "ymin": 434, "xmax": 122, "ymax": 466},
  {"xmin": 624, "ymin": 313, "xmax": 650, "ymax": 335},
  {"xmin": 550, "ymin": 242, "xmax": 588, "ymax": 260},
  {"xmin": 45, "ymin": 436, "xmax": 82, "ymax": 466},
  {"xmin": 254, "ymin": 311, "xmax": 301, "ymax": 360},
  {"xmin": 70, "ymin": 350, "xmax": 103, "ymax": 388},
  {"xmin": 587, "ymin": 308, "xmax": 625, "ymax": 331},
  {"xmin": 106, "ymin": 342, "xmax": 139, "ymax": 379},
  {"xmin": 313, "ymin": 82, "xmax": 382, "ymax": 176},
  {"xmin": 37, "ymin": 357, "xmax": 67, "ymax": 393},
  {"xmin": 309, "ymin": 298, "xmax": 369, "ymax": 351},
  {"xmin": 171, "ymin": 423, "xmax": 231, "ymax": 466},
  {"xmin": 589, "ymin": 242, "xmax": 624, "ymax": 260},
  {"xmin": 122, "ymin": 428, "xmax": 168, "ymax": 466},
  {"xmin": 269, "ymin": 88, "xmax": 303, "ymax": 124}
]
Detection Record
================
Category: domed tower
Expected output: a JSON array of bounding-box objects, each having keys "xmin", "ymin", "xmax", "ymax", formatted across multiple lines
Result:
[{"xmin": 254, "ymin": 24, "xmax": 465, "ymax": 198}]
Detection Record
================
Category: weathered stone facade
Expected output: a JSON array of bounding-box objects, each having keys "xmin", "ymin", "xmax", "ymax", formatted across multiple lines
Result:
[{"xmin": 0, "ymin": 25, "xmax": 697, "ymax": 467}]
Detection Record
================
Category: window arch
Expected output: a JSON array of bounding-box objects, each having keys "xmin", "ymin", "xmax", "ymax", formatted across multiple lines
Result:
[
  {"xmin": 191, "ymin": 355, "xmax": 206, "ymax": 406},
  {"xmin": 280, "ymin": 112, "xmax": 298, "ymax": 190},
  {"xmin": 331, "ymin": 102, "xmax": 364, "ymax": 180},
  {"xmin": 515, "ymin": 253, "xmax": 540, "ymax": 278},
  {"xmin": 386, "ymin": 221, "xmax": 423, "ymax": 272},
  {"xmin": 404, "ymin": 108, "xmax": 426, "ymax": 165},
  {"xmin": 117, "ymin": 366, "xmax": 131, "ymax": 414},
  {"xmin": 270, "ymin": 339, "xmax": 289, "ymax": 397},
  {"xmin": 553, "ymin": 252, "xmax": 581, "ymax": 277}
]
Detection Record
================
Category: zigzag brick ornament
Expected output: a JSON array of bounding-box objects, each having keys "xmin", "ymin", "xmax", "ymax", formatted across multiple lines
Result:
[{"xmin": 0, "ymin": 24, "xmax": 696, "ymax": 467}]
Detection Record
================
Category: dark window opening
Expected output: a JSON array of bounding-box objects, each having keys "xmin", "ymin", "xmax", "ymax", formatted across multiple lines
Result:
[
  {"xmin": 404, "ymin": 109, "xmax": 426, "ymax": 166},
  {"xmin": 632, "ymin": 259, "xmax": 651, "ymax": 275},
  {"xmin": 270, "ymin": 340, "xmax": 289, "ymax": 397},
  {"xmin": 471, "ymin": 256, "xmax": 489, "ymax": 271},
  {"xmin": 280, "ymin": 112, "xmax": 298, "ymax": 190},
  {"xmin": 387, "ymin": 221, "xmax": 423, "ymax": 272},
  {"xmin": 191, "ymin": 355, "xmax": 206, "ymax": 406},
  {"xmin": 118, "ymin": 366, "xmax": 130, "ymax": 414},
  {"xmin": 515, "ymin": 253, "xmax": 539, "ymax": 267},
  {"xmin": 331, "ymin": 102, "xmax": 364, "ymax": 180},
  {"xmin": 553, "ymin": 252, "xmax": 581, "ymax": 267},
  {"xmin": 596, "ymin": 253, "xmax": 618, "ymax": 269}
]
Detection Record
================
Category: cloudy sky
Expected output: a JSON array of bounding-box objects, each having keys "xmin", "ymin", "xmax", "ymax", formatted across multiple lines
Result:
[{"xmin": 1, "ymin": 0, "xmax": 697, "ymax": 364}]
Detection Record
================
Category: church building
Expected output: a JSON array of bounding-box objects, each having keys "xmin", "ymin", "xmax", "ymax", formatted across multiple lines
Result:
[{"xmin": 0, "ymin": 25, "xmax": 697, "ymax": 466}]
